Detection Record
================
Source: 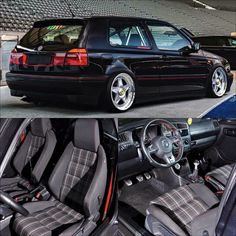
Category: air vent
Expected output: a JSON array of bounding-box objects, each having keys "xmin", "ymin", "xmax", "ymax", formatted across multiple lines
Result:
[
  {"xmin": 176, "ymin": 123, "xmax": 188, "ymax": 129},
  {"xmin": 181, "ymin": 129, "xmax": 189, "ymax": 137},
  {"xmin": 119, "ymin": 132, "xmax": 128, "ymax": 143}
]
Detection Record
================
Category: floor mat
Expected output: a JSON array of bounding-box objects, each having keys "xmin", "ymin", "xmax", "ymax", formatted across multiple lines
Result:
[{"xmin": 119, "ymin": 178, "xmax": 166, "ymax": 215}]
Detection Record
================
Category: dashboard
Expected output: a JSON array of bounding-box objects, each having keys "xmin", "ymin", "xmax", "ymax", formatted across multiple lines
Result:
[{"xmin": 118, "ymin": 118, "xmax": 220, "ymax": 179}]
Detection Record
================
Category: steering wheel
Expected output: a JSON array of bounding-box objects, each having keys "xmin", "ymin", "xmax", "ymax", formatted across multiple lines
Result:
[
  {"xmin": 140, "ymin": 119, "xmax": 184, "ymax": 168},
  {"xmin": 0, "ymin": 190, "xmax": 29, "ymax": 216}
]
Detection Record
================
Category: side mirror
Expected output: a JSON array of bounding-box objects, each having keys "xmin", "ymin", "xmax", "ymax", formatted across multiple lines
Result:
[
  {"xmin": 192, "ymin": 42, "xmax": 200, "ymax": 52},
  {"xmin": 179, "ymin": 43, "xmax": 200, "ymax": 55}
]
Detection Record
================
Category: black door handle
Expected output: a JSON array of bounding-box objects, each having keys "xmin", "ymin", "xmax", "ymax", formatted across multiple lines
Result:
[
  {"xmin": 161, "ymin": 55, "xmax": 170, "ymax": 61},
  {"xmin": 101, "ymin": 54, "xmax": 113, "ymax": 60}
]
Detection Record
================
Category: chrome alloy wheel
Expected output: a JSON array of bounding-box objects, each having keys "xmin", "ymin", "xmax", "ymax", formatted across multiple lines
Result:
[
  {"xmin": 110, "ymin": 73, "xmax": 135, "ymax": 111},
  {"xmin": 212, "ymin": 67, "xmax": 227, "ymax": 97}
]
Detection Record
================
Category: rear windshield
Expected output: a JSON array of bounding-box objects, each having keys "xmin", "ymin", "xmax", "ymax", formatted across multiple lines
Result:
[{"xmin": 19, "ymin": 24, "xmax": 84, "ymax": 51}]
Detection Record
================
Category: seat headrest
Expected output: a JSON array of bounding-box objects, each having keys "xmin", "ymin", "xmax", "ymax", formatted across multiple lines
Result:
[
  {"xmin": 30, "ymin": 119, "xmax": 52, "ymax": 137},
  {"xmin": 74, "ymin": 119, "xmax": 100, "ymax": 152}
]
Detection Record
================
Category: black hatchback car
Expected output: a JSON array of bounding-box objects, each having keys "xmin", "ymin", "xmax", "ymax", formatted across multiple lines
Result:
[
  {"xmin": 6, "ymin": 16, "xmax": 233, "ymax": 112},
  {"xmin": 193, "ymin": 36, "xmax": 236, "ymax": 70}
]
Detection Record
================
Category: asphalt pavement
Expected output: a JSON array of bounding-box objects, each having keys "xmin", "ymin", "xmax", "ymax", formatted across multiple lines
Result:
[{"xmin": 1, "ymin": 77, "xmax": 235, "ymax": 118}]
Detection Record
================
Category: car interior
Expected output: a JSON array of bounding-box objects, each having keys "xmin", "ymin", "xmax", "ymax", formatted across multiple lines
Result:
[
  {"xmin": 118, "ymin": 118, "xmax": 236, "ymax": 236},
  {"xmin": 0, "ymin": 118, "xmax": 118, "ymax": 236}
]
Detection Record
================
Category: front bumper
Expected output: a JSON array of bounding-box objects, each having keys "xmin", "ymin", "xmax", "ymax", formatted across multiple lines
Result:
[
  {"xmin": 227, "ymin": 72, "xmax": 234, "ymax": 92},
  {"xmin": 6, "ymin": 72, "xmax": 107, "ymax": 104}
]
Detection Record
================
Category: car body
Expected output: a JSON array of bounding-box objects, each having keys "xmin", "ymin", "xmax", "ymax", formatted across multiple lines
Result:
[
  {"xmin": 193, "ymin": 36, "xmax": 236, "ymax": 70},
  {"xmin": 0, "ymin": 118, "xmax": 118, "ymax": 236},
  {"xmin": 118, "ymin": 118, "xmax": 236, "ymax": 235},
  {"xmin": 6, "ymin": 16, "xmax": 233, "ymax": 112}
]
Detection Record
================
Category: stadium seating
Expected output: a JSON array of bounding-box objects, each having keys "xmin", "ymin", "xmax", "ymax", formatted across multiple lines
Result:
[{"xmin": 0, "ymin": 0, "xmax": 235, "ymax": 35}]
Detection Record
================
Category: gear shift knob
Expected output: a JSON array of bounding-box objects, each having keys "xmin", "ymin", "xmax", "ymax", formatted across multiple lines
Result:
[
  {"xmin": 189, "ymin": 160, "xmax": 201, "ymax": 183},
  {"xmin": 194, "ymin": 160, "xmax": 200, "ymax": 170}
]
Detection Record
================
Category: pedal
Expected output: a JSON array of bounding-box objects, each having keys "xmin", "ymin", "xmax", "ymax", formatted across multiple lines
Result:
[
  {"xmin": 144, "ymin": 172, "xmax": 151, "ymax": 180},
  {"xmin": 136, "ymin": 175, "xmax": 144, "ymax": 182},
  {"xmin": 124, "ymin": 179, "xmax": 133, "ymax": 186}
]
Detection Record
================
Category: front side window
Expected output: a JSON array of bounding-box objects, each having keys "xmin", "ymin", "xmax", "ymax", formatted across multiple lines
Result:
[
  {"xmin": 109, "ymin": 21, "xmax": 150, "ymax": 49},
  {"xmin": 147, "ymin": 23, "xmax": 191, "ymax": 51}
]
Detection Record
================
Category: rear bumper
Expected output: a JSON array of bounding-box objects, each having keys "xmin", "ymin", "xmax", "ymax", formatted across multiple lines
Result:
[{"xmin": 6, "ymin": 73, "xmax": 107, "ymax": 104}]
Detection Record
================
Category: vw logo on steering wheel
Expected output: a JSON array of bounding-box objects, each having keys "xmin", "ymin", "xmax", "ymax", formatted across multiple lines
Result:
[{"xmin": 162, "ymin": 139, "xmax": 169, "ymax": 148}]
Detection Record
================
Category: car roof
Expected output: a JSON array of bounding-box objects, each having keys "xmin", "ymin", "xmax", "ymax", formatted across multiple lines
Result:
[{"xmin": 34, "ymin": 16, "xmax": 169, "ymax": 26}]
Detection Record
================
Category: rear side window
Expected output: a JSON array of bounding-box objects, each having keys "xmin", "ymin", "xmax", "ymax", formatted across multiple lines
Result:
[
  {"xmin": 147, "ymin": 23, "xmax": 190, "ymax": 51},
  {"xmin": 229, "ymin": 38, "xmax": 236, "ymax": 47},
  {"xmin": 109, "ymin": 21, "xmax": 150, "ymax": 49},
  {"xmin": 19, "ymin": 24, "xmax": 84, "ymax": 51}
]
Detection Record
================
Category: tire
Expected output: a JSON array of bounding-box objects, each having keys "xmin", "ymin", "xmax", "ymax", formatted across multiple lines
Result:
[
  {"xmin": 207, "ymin": 67, "xmax": 228, "ymax": 98},
  {"xmin": 106, "ymin": 73, "xmax": 135, "ymax": 112}
]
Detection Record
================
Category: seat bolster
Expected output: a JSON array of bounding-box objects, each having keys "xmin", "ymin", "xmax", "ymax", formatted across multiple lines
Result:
[
  {"xmin": 205, "ymin": 164, "xmax": 234, "ymax": 189},
  {"xmin": 12, "ymin": 133, "xmax": 32, "ymax": 175},
  {"xmin": 83, "ymin": 145, "xmax": 107, "ymax": 217},
  {"xmin": 146, "ymin": 204, "xmax": 187, "ymax": 236},
  {"xmin": 0, "ymin": 176, "xmax": 22, "ymax": 187},
  {"xmin": 32, "ymin": 130, "xmax": 57, "ymax": 183},
  {"xmin": 190, "ymin": 207, "xmax": 218, "ymax": 236},
  {"xmin": 48, "ymin": 142, "xmax": 74, "ymax": 200},
  {"xmin": 22, "ymin": 201, "xmax": 57, "ymax": 214},
  {"xmin": 188, "ymin": 183, "xmax": 219, "ymax": 208}
]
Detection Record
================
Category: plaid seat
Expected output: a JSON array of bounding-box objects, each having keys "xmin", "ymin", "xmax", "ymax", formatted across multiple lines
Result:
[
  {"xmin": 205, "ymin": 164, "xmax": 233, "ymax": 190},
  {"xmin": 0, "ymin": 134, "xmax": 45, "ymax": 196},
  {"xmin": 13, "ymin": 146, "xmax": 97, "ymax": 236},
  {"xmin": 12, "ymin": 119, "xmax": 104, "ymax": 236},
  {"xmin": 150, "ymin": 184, "xmax": 211, "ymax": 233},
  {"xmin": 13, "ymin": 200, "xmax": 83, "ymax": 236},
  {"xmin": 60, "ymin": 147, "xmax": 97, "ymax": 213}
]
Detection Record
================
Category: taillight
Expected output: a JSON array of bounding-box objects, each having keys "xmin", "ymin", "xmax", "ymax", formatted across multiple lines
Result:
[
  {"xmin": 10, "ymin": 48, "xmax": 88, "ymax": 67},
  {"xmin": 10, "ymin": 49, "xmax": 27, "ymax": 65},
  {"xmin": 53, "ymin": 48, "xmax": 88, "ymax": 66}
]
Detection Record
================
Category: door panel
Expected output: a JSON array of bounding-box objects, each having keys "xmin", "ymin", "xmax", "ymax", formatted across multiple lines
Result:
[
  {"xmin": 157, "ymin": 52, "xmax": 209, "ymax": 93},
  {"xmin": 145, "ymin": 21, "xmax": 209, "ymax": 94},
  {"xmin": 0, "ymin": 118, "xmax": 23, "ymax": 177},
  {"xmin": 0, "ymin": 119, "xmax": 23, "ymax": 164},
  {"xmin": 212, "ymin": 120, "xmax": 236, "ymax": 164}
]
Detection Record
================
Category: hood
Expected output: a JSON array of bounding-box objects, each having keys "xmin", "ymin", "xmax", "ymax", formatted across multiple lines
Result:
[
  {"xmin": 200, "ymin": 49, "xmax": 222, "ymax": 59},
  {"xmin": 200, "ymin": 49, "xmax": 229, "ymax": 66}
]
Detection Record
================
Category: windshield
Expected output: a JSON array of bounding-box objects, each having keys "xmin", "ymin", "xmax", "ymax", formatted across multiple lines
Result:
[{"xmin": 19, "ymin": 24, "xmax": 84, "ymax": 52}]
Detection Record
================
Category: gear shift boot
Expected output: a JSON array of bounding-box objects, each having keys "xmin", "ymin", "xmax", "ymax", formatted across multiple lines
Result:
[{"xmin": 189, "ymin": 160, "xmax": 204, "ymax": 183}]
